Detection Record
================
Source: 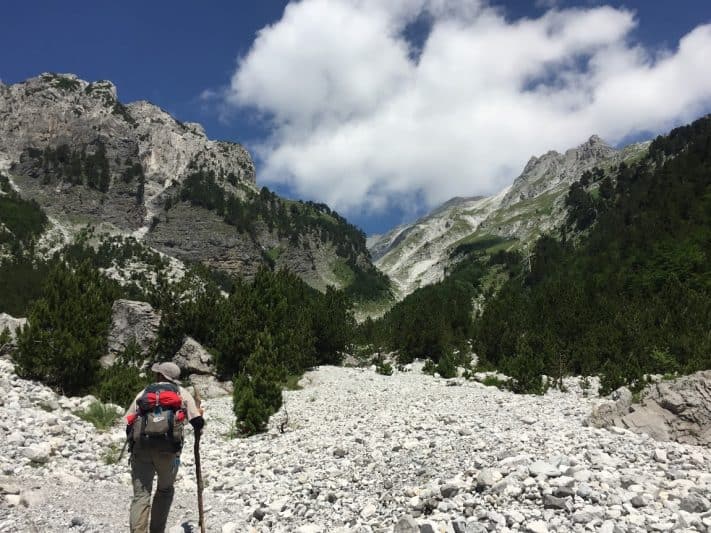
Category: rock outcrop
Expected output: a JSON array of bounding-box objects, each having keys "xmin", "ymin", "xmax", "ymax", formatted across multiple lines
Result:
[
  {"xmin": 104, "ymin": 299, "xmax": 160, "ymax": 366},
  {"xmin": 173, "ymin": 337, "xmax": 212, "ymax": 375},
  {"xmin": 587, "ymin": 386, "xmax": 633, "ymax": 428},
  {"xmin": 0, "ymin": 74, "xmax": 255, "ymax": 231},
  {"xmin": 588, "ymin": 372, "xmax": 711, "ymax": 446}
]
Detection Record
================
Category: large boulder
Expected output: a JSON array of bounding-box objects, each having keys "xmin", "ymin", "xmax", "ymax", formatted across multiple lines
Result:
[
  {"xmin": 587, "ymin": 387, "xmax": 632, "ymax": 428},
  {"xmin": 189, "ymin": 374, "xmax": 232, "ymax": 399},
  {"xmin": 173, "ymin": 337, "xmax": 213, "ymax": 375},
  {"xmin": 589, "ymin": 372, "xmax": 711, "ymax": 446},
  {"xmin": 104, "ymin": 299, "xmax": 161, "ymax": 367}
]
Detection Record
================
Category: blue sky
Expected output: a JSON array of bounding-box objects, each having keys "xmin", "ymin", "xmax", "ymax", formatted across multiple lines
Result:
[{"xmin": 2, "ymin": 1, "xmax": 711, "ymax": 235}]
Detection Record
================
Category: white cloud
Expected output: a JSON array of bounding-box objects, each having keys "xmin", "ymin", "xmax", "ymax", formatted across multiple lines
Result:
[{"xmin": 218, "ymin": 0, "xmax": 711, "ymax": 216}]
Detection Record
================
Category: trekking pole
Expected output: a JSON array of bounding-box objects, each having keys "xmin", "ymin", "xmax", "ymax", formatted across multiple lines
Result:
[{"xmin": 193, "ymin": 386, "xmax": 206, "ymax": 533}]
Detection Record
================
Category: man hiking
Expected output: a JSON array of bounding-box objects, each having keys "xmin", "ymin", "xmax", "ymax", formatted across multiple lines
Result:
[{"xmin": 125, "ymin": 362, "xmax": 205, "ymax": 533}]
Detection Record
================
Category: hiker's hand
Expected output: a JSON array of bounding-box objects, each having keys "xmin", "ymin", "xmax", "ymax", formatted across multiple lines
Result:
[
  {"xmin": 199, "ymin": 407, "xmax": 205, "ymax": 416},
  {"xmin": 190, "ymin": 415, "xmax": 205, "ymax": 435}
]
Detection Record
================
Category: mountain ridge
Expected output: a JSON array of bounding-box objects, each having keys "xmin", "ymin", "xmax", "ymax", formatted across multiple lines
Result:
[{"xmin": 369, "ymin": 134, "xmax": 650, "ymax": 298}]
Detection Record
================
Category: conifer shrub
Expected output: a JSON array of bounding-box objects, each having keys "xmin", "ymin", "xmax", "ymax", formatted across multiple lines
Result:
[
  {"xmin": 436, "ymin": 352, "xmax": 458, "ymax": 379},
  {"xmin": 233, "ymin": 375, "xmax": 271, "ymax": 435},
  {"xmin": 376, "ymin": 361, "xmax": 393, "ymax": 376},
  {"xmin": 95, "ymin": 342, "xmax": 151, "ymax": 408},
  {"xmin": 14, "ymin": 260, "xmax": 119, "ymax": 396},
  {"xmin": 96, "ymin": 364, "xmax": 151, "ymax": 409},
  {"xmin": 232, "ymin": 334, "xmax": 285, "ymax": 435},
  {"xmin": 422, "ymin": 359, "xmax": 436, "ymax": 375},
  {"xmin": 0, "ymin": 328, "xmax": 11, "ymax": 355},
  {"xmin": 502, "ymin": 341, "xmax": 547, "ymax": 395}
]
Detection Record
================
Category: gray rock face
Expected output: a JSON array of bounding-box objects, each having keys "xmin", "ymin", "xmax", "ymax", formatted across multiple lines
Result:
[
  {"xmin": 0, "ymin": 73, "xmax": 255, "ymax": 203},
  {"xmin": 188, "ymin": 374, "xmax": 232, "ymax": 399},
  {"xmin": 501, "ymin": 135, "xmax": 616, "ymax": 208},
  {"xmin": 590, "ymin": 373, "xmax": 711, "ymax": 446},
  {"xmin": 0, "ymin": 74, "xmax": 378, "ymax": 292},
  {"xmin": 104, "ymin": 299, "xmax": 160, "ymax": 366},
  {"xmin": 173, "ymin": 337, "xmax": 212, "ymax": 375},
  {"xmin": 587, "ymin": 386, "xmax": 632, "ymax": 428}
]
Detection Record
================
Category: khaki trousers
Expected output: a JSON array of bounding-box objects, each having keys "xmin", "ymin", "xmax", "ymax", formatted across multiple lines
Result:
[{"xmin": 130, "ymin": 443, "xmax": 180, "ymax": 533}]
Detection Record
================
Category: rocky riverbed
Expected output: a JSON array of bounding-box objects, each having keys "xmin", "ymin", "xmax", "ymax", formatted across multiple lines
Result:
[{"xmin": 1, "ymin": 358, "xmax": 710, "ymax": 533}]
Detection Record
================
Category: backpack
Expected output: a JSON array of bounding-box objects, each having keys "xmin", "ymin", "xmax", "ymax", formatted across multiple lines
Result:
[{"xmin": 129, "ymin": 383, "xmax": 186, "ymax": 451}]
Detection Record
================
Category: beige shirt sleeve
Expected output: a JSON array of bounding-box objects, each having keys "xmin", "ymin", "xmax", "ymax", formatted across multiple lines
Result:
[{"xmin": 179, "ymin": 386, "xmax": 202, "ymax": 421}]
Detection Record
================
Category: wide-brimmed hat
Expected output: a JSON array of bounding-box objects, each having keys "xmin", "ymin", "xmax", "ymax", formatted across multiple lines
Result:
[{"xmin": 151, "ymin": 362, "xmax": 181, "ymax": 384}]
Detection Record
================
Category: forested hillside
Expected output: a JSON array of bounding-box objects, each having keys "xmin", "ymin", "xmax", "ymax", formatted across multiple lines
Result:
[
  {"xmin": 4, "ymin": 114, "xmax": 710, "ymax": 438},
  {"xmin": 474, "ymin": 116, "xmax": 711, "ymax": 393},
  {"xmin": 360, "ymin": 116, "xmax": 711, "ymax": 394}
]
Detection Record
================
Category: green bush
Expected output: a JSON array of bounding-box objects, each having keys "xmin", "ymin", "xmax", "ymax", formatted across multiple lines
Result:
[
  {"xmin": 282, "ymin": 374, "xmax": 304, "ymax": 391},
  {"xmin": 232, "ymin": 333, "xmax": 285, "ymax": 435},
  {"xmin": 376, "ymin": 361, "xmax": 393, "ymax": 376},
  {"xmin": 233, "ymin": 375, "xmax": 271, "ymax": 435},
  {"xmin": 76, "ymin": 400, "xmax": 120, "ymax": 431},
  {"xmin": 422, "ymin": 359, "xmax": 436, "ymax": 375},
  {"xmin": 0, "ymin": 328, "xmax": 10, "ymax": 350},
  {"xmin": 481, "ymin": 375, "xmax": 509, "ymax": 389},
  {"xmin": 95, "ymin": 339, "xmax": 151, "ymax": 407},
  {"xmin": 14, "ymin": 260, "xmax": 119, "ymax": 396},
  {"xmin": 96, "ymin": 364, "xmax": 151, "ymax": 408},
  {"xmin": 436, "ymin": 352, "xmax": 458, "ymax": 379}
]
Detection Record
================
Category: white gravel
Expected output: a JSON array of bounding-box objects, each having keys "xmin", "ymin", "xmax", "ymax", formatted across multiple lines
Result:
[{"xmin": 1, "ymin": 359, "xmax": 710, "ymax": 532}]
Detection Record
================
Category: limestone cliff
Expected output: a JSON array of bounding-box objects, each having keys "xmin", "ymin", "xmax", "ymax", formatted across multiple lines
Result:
[{"xmin": 0, "ymin": 73, "xmax": 381, "ymax": 292}]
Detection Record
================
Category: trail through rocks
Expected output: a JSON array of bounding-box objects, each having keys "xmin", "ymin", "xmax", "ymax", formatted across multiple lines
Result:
[{"xmin": 1, "ymin": 360, "xmax": 710, "ymax": 532}]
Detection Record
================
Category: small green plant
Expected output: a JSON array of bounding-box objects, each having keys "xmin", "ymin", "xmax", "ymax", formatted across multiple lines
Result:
[
  {"xmin": 422, "ymin": 359, "xmax": 436, "ymax": 375},
  {"xmin": 650, "ymin": 347, "xmax": 679, "ymax": 374},
  {"xmin": 481, "ymin": 375, "xmax": 509, "ymax": 390},
  {"xmin": 76, "ymin": 400, "xmax": 120, "ymax": 431},
  {"xmin": 436, "ymin": 353, "xmax": 458, "ymax": 379},
  {"xmin": 283, "ymin": 374, "xmax": 304, "ymax": 391},
  {"xmin": 579, "ymin": 376, "xmax": 591, "ymax": 390},
  {"xmin": 224, "ymin": 421, "xmax": 239, "ymax": 440},
  {"xmin": 0, "ymin": 327, "xmax": 11, "ymax": 352},
  {"xmin": 102, "ymin": 442, "xmax": 122, "ymax": 465},
  {"xmin": 376, "ymin": 361, "xmax": 393, "ymax": 376}
]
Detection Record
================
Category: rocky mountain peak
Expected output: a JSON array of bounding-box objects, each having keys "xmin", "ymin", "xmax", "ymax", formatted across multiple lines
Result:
[
  {"xmin": 501, "ymin": 135, "xmax": 617, "ymax": 208},
  {"xmin": 0, "ymin": 73, "xmax": 256, "ymax": 234}
]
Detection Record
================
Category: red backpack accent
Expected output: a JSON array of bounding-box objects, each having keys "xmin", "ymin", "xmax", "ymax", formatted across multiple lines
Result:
[
  {"xmin": 129, "ymin": 383, "xmax": 187, "ymax": 451},
  {"xmin": 138, "ymin": 390, "xmax": 182, "ymax": 412}
]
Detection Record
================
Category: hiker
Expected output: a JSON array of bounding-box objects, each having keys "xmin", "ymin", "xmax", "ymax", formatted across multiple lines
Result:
[{"xmin": 125, "ymin": 362, "xmax": 205, "ymax": 533}]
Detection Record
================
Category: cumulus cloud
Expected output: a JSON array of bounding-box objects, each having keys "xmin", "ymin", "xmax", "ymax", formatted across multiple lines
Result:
[{"xmin": 219, "ymin": 0, "xmax": 711, "ymax": 215}]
